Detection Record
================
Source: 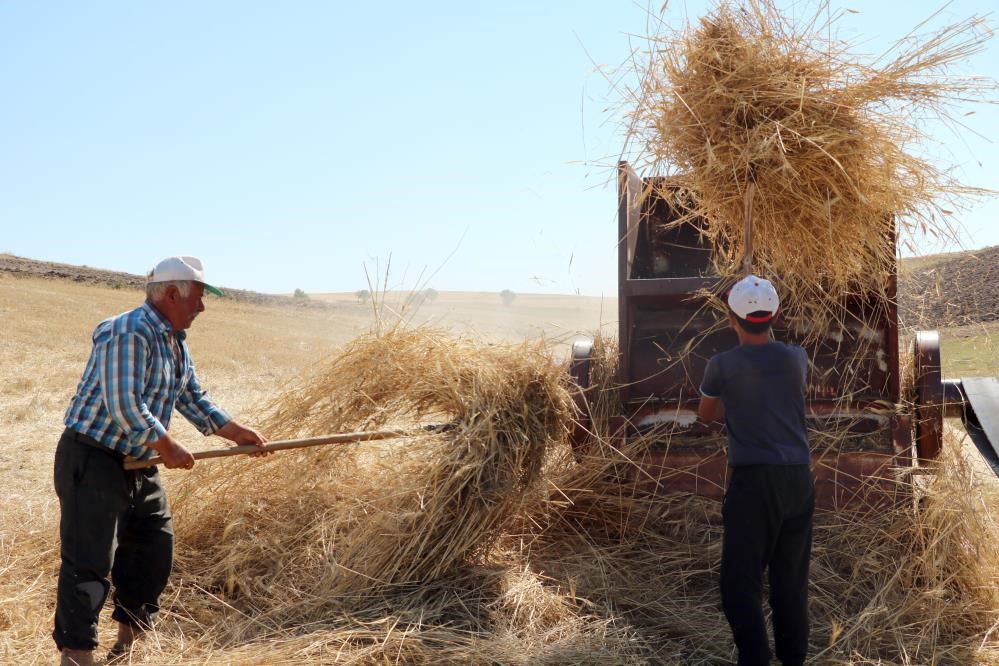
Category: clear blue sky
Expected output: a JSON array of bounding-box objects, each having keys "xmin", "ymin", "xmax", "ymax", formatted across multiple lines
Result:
[{"xmin": 2, "ymin": 1, "xmax": 996, "ymax": 296}]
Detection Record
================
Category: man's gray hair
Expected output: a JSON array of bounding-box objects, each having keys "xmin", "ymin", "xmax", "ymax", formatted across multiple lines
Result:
[{"xmin": 146, "ymin": 280, "xmax": 193, "ymax": 301}]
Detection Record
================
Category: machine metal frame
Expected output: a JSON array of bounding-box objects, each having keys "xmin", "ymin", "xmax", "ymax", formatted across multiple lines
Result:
[{"xmin": 570, "ymin": 162, "xmax": 999, "ymax": 507}]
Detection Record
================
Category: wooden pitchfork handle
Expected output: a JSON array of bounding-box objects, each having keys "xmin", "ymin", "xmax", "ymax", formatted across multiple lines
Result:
[
  {"xmin": 123, "ymin": 426, "xmax": 443, "ymax": 470},
  {"xmin": 742, "ymin": 180, "xmax": 755, "ymax": 276}
]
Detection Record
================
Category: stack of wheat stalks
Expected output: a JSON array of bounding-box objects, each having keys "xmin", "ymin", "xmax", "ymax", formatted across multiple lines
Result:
[
  {"xmin": 2, "ymin": 326, "xmax": 996, "ymax": 664},
  {"xmin": 625, "ymin": 0, "xmax": 993, "ymax": 334}
]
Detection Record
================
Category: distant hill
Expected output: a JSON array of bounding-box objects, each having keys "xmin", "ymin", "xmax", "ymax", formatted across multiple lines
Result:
[
  {"xmin": 2, "ymin": 249, "xmax": 997, "ymax": 328},
  {"xmin": 899, "ymin": 245, "xmax": 999, "ymax": 329},
  {"xmin": 0, "ymin": 253, "xmax": 319, "ymax": 309}
]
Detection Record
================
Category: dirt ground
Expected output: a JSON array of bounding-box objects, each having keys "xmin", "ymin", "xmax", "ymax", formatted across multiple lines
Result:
[{"xmin": 898, "ymin": 244, "xmax": 999, "ymax": 328}]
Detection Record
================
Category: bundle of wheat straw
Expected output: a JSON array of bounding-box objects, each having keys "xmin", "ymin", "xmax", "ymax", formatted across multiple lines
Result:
[
  {"xmin": 153, "ymin": 326, "xmax": 652, "ymax": 663},
  {"xmin": 627, "ymin": 0, "xmax": 994, "ymax": 333},
  {"xmin": 167, "ymin": 326, "xmax": 575, "ymax": 614}
]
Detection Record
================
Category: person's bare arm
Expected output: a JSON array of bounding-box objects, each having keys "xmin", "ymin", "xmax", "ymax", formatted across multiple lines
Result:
[
  {"xmin": 148, "ymin": 433, "xmax": 196, "ymax": 469},
  {"xmin": 698, "ymin": 395, "xmax": 725, "ymax": 423}
]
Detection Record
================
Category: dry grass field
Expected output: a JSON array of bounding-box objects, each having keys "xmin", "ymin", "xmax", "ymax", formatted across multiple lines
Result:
[
  {"xmin": 310, "ymin": 290, "xmax": 616, "ymax": 346},
  {"xmin": 1, "ymin": 269, "xmax": 996, "ymax": 664},
  {"xmin": 0, "ymin": 275, "xmax": 613, "ymax": 489},
  {"xmin": 0, "ymin": 275, "xmax": 346, "ymax": 500}
]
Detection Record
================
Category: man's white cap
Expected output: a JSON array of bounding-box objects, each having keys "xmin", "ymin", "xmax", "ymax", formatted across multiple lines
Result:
[
  {"xmin": 728, "ymin": 275, "xmax": 779, "ymax": 322},
  {"xmin": 146, "ymin": 256, "xmax": 223, "ymax": 296}
]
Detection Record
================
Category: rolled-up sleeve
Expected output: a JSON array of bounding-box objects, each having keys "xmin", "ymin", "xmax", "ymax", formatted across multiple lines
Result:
[
  {"xmin": 176, "ymin": 362, "xmax": 231, "ymax": 435},
  {"xmin": 97, "ymin": 332, "xmax": 168, "ymax": 448}
]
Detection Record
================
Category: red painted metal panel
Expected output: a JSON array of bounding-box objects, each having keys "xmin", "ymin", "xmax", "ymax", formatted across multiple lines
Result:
[{"xmin": 632, "ymin": 449, "xmax": 906, "ymax": 509}]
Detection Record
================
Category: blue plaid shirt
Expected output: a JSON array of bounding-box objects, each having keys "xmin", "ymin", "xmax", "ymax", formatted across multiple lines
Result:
[{"xmin": 64, "ymin": 301, "xmax": 231, "ymax": 459}]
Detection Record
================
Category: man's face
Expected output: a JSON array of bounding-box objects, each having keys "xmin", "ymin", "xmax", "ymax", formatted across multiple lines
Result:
[{"xmin": 166, "ymin": 282, "xmax": 205, "ymax": 331}]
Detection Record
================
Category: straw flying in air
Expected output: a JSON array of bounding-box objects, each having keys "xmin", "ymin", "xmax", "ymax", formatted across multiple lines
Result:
[{"xmin": 625, "ymin": 0, "xmax": 995, "ymax": 332}]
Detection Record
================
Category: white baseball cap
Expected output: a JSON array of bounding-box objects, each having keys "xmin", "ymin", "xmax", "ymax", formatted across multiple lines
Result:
[
  {"xmin": 728, "ymin": 275, "xmax": 779, "ymax": 322},
  {"xmin": 147, "ymin": 256, "xmax": 223, "ymax": 296}
]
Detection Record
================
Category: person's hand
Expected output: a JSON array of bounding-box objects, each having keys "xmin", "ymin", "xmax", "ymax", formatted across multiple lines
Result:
[
  {"xmin": 148, "ymin": 434, "xmax": 196, "ymax": 470},
  {"xmin": 216, "ymin": 420, "xmax": 270, "ymax": 457}
]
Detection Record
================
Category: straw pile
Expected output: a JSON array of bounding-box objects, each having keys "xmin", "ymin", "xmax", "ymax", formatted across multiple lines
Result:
[
  {"xmin": 159, "ymin": 326, "xmax": 645, "ymax": 662},
  {"xmin": 170, "ymin": 325, "xmax": 570, "ymax": 601},
  {"xmin": 626, "ymin": 0, "xmax": 994, "ymax": 332}
]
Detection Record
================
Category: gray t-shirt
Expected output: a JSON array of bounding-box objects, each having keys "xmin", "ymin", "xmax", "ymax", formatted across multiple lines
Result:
[{"xmin": 700, "ymin": 342, "xmax": 810, "ymax": 467}]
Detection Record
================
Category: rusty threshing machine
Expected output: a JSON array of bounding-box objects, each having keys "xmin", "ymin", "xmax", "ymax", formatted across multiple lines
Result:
[{"xmin": 569, "ymin": 162, "xmax": 999, "ymax": 508}]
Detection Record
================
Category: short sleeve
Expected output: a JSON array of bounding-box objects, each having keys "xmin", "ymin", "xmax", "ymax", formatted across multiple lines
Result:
[
  {"xmin": 797, "ymin": 346, "xmax": 809, "ymax": 389},
  {"xmin": 700, "ymin": 355, "xmax": 723, "ymax": 398}
]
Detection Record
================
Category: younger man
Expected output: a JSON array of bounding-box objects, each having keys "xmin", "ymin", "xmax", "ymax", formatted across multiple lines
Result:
[{"xmin": 698, "ymin": 275, "xmax": 814, "ymax": 666}]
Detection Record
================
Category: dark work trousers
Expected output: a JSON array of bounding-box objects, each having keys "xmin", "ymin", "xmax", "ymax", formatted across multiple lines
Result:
[
  {"xmin": 721, "ymin": 464, "xmax": 814, "ymax": 666},
  {"xmin": 52, "ymin": 429, "xmax": 174, "ymax": 651}
]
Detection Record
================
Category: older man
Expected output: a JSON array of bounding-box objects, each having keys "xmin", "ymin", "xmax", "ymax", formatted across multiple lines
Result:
[{"xmin": 54, "ymin": 256, "xmax": 268, "ymax": 666}]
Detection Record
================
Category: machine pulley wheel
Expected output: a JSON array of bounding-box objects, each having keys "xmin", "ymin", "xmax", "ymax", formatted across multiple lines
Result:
[{"xmin": 568, "ymin": 339, "xmax": 594, "ymax": 448}]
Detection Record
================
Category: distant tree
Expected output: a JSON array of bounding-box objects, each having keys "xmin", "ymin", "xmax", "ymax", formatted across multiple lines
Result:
[
  {"xmin": 355, "ymin": 289, "xmax": 371, "ymax": 304},
  {"xmin": 293, "ymin": 288, "xmax": 309, "ymax": 300},
  {"xmin": 500, "ymin": 289, "xmax": 516, "ymax": 306},
  {"xmin": 424, "ymin": 287, "xmax": 439, "ymax": 303}
]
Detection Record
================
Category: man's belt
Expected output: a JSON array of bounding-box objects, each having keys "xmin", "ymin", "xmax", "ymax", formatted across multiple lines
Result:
[{"xmin": 64, "ymin": 428, "xmax": 129, "ymax": 463}]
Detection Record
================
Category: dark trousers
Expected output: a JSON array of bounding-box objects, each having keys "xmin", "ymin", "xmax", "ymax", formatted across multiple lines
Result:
[
  {"xmin": 53, "ymin": 429, "xmax": 174, "ymax": 651},
  {"xmin": 721, "ymin": 464, "xmax": 814, "ymax": 666}
]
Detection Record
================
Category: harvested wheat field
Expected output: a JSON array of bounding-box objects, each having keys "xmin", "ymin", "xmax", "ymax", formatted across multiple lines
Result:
[{"xmin": 0, "ymin": 302, "xmax": 997, "ymax": 664}]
